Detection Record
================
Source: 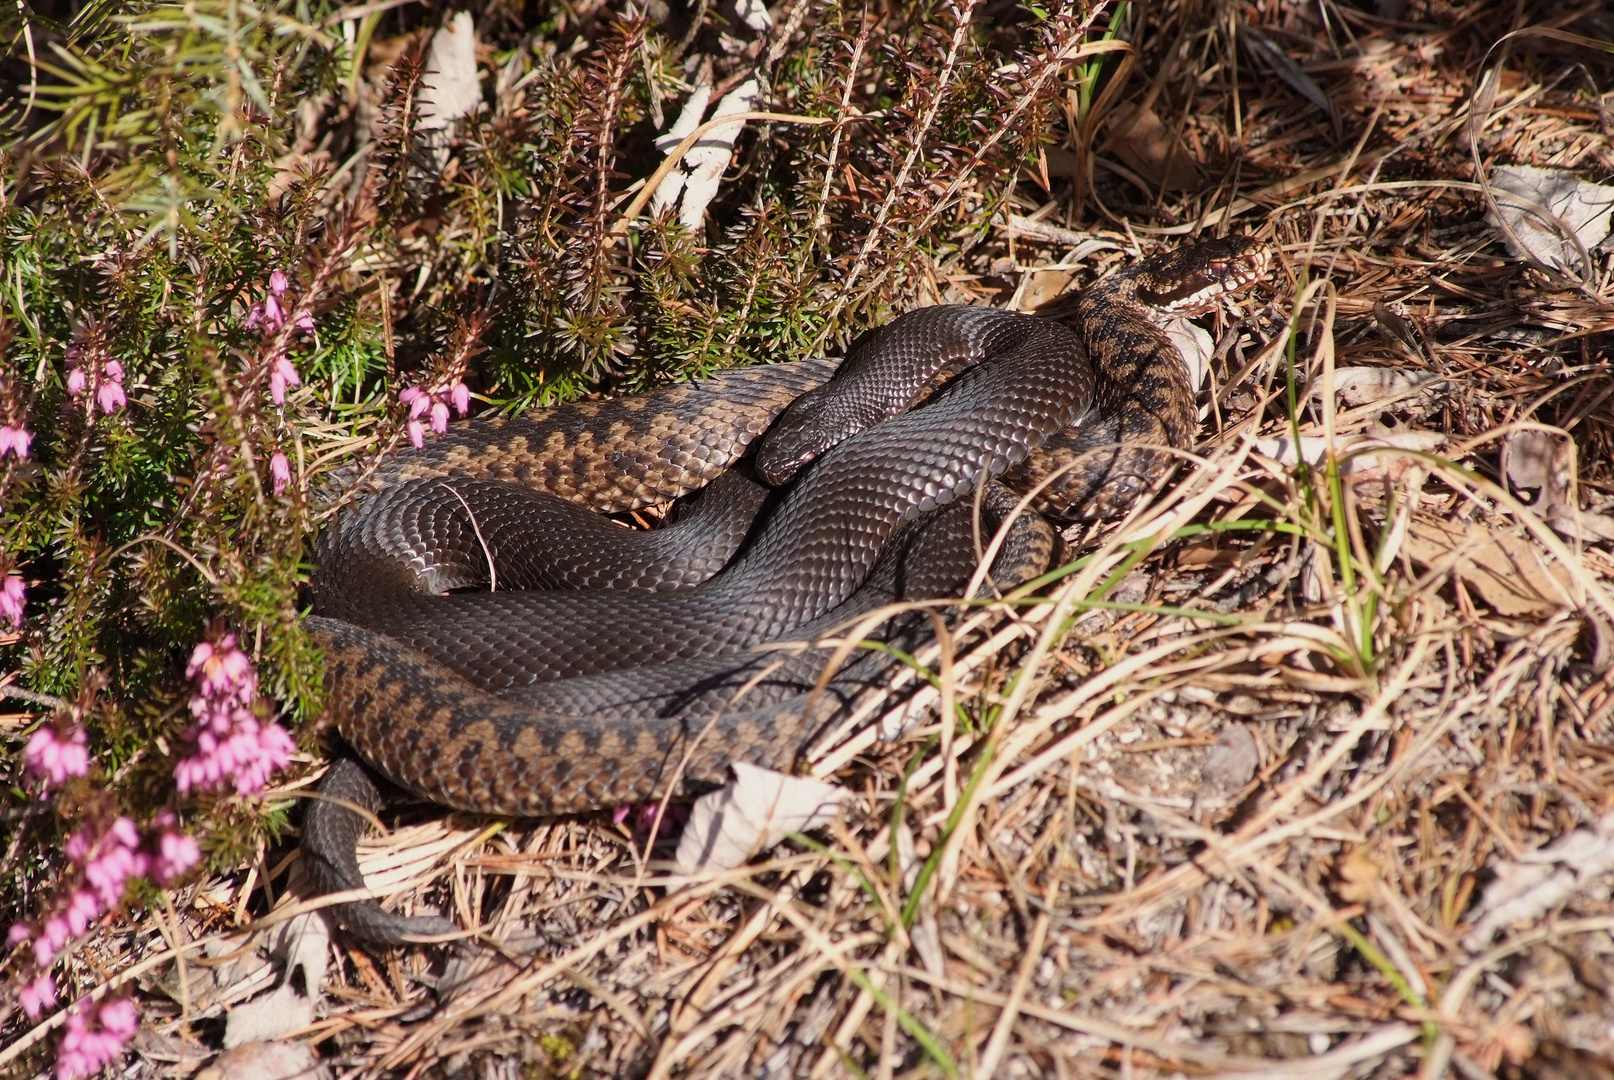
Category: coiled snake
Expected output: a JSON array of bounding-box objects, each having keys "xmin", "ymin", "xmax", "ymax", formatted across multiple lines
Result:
[{"xmin": 302, "ymin": 237, "xmax": 1268, "ymax": 943}]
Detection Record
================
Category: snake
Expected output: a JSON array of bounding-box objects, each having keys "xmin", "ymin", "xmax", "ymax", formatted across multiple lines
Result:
[{"xmin": 301, "ymin": 236, "xmax": 1269, "ymax": 944}]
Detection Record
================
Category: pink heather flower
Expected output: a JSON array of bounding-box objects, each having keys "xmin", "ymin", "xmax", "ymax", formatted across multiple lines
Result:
[
  {"xmin": 2, "ymin": 573, "xmax": 26, "ymax": 629},
  {"xmin": 268, "ymin": 357, "xmax": 300, "ymax": 405},
  {"xmin": 0, "ymin": 424, "xmax": 31, "ymax": 459},
  {"xmin": 56, "ymin": 997, "xmax": 138, "ymax": 1080},
  {"xmin": 96, "ymin": 360, "xmax": 126, "ymax": 414},
  {"xmin": 613, "ymin": 802, "xmax": 690, "ymax": 838},
  {"xmin": 68, "ymin": 817, "xmax": 147, "ymax": 911},
  {"xmin": 63, "ymin": 890, "xmax": 98, "ymax": 936},
  {"xmin": 400, "ymin": 386, "xmax": 429, "ymax": 417},
  {"xmin": 37, "ymin": 916, "xmax": 68, "ymax": 966},
  {"xmin": 11, "ymin": 819, "xmax": 153, "ymax": 969},
  {"xmin": 174, "ymin": 713, "xmax": 295, "ymax": 796},
  {"xmin": 186, "ymin": 634, "xmax": 256, "ymax": 706},
  {"xmin": 152, "ymin": 828, "xmax": 201, "ymax": 885},
  {"xmin": 65, "ymin": 816, "xmax": 140, "ymax": 862},
  {"xmin": 175, "ymin": 630, "xmax": 293, "ymax": 796},
  {"xmin": 245, "ymin": 270, "xmax": 315, "ymax": 335},
  {"xmin": 23, "ymin": 723, "xmax": 90, "ymax": 788},
  {"xmin": 269, "ymin": 451, "xmax": 291, "ymax": 496},
  {"xmin": 399, "ymin": 381, "xmax": 470, "ymax": 448},
  {"xmin": 19, "ymin": 973, "xmax": 56, "ymax": 1020},
  {"xmin": 65, "ymin": 351, "xmax": 127, "ymax": 414}
]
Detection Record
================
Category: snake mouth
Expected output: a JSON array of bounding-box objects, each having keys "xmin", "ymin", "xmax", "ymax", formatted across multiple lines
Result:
[{"xmin": 1135, "ymin": 237, "xmax": 1270, "ymax": 315}]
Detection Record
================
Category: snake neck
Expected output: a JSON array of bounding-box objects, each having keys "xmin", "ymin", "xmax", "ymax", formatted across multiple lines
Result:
[
  {"xmin": 1018, "ymin": 237, "xmax": 1268, "ymax": 521},
  {"xmin": 1075, "ymin": 283, "xmax": 1197, "ymax": 451}
]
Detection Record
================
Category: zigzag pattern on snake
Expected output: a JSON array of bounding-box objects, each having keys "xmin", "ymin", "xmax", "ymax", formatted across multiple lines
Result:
[{"xmin": 302, "ymin": 236, "xmax": 1269, "ymax": 944}]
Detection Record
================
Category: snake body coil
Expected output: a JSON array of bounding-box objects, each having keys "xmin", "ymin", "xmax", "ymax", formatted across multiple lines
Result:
[{"xmin": 303, "ymin": 237, "xmax": 1268, "ymax": 943}]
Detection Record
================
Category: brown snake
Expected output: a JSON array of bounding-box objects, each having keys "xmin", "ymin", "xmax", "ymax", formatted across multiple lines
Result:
[{"xmin": 302, "ymin": 237, "xmax": 1268, "ymax": 943}]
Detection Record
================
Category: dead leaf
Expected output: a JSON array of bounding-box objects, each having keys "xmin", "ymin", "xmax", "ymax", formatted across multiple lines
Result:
[
  {"xmin": 1546, "ymin": 505, "xmax": 1614, "ymax": 544},
  {"xmin": 415, "ymin": 12, "xmax": 480, "ymax": 174},
  {"xmin": 153, "ymin": 931, "xmax": 274, "ymax": 1013},
  {"xmin": 1464, "ymin": 811, "xmax": 1614, "ymax": 949},
  {"xmin": 1001, "ymin": 215, "xmax": 1114, "ymax": 254},
  {"xmin": 1493, "ymin": 1023, "xmax": 1539, "ymax": 1068},
  {"xmin": 1244, "ymin": 29, "xmax": 1337, "ymax": 124},
  {"xmin": 197, "ymin": 1042, "xmax": 327, "ymax": 1080},
  {"xmin": 649, "ymin": 81, "xmax": 713, "ymax": 217},
  {"xmin": 1104, "ymin": 104, "xmax": 1201, "ymax": 192},
  {"xmin": 1336, "ymin": 845, "xmax": 1384, "ymax": 904},
  {"xmin": 1487, "ymin": 166, "xmax": 1614, "ymax": 277},
  {"xmin": 1404, "ymin": 517, "xmax": 1578, "ymax": 617},
  {"xmin": 222, "ymin": 912, "xmax": 330, "ymax": 1048},
  {"xmin": 1507, "ymin": 1038, "xmax": 1614, "ymax": 1080},
  {"xmin": 670, "ymin": 78, "xmax": 759, "ymax": 230},
  {"xmin": 1327, "ymin": 367, "xmax": 1438, "ymax": 411},
  {"xmin": 1502, "ymin": 429, "xmax": 1573, "ymax": 511},
  {"xmin": 1371, "ymin": 303, "xmax": 1420, "ymax": 353},
  {"xmin": 1042, "ymin": 146, "xmax": 1079, "ymax": 177},
  {"xmin": 1176, "ymin": 539, "xmax": 1232, "ymax": 568},
  {"xmin": 1165, "ymin": 316, "xmax": 1214, "ymax": 392},
  {"xmin": 417, "ymin": 12, "xmax": 480, "ymax": 131},
  {"xmin": 1017, "ymin": 269, "xmax": 1073, "ymax": 311},
  {"xmin": 1252, "ymin": 429, "xmax": 1446, "ymax": 483},
  {"xmin": 675, "ymin": 763, "xmax": 848, "ymax": 874},
  {"xmin": 733, "ymin": 0, "xmax": 771, "ymax": 33}
]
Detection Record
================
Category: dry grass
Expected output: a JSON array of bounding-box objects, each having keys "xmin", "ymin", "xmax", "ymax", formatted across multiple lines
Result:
[{"xmin": 9, "ymin": 1, "xmax": 1614, "ymax": 1077}]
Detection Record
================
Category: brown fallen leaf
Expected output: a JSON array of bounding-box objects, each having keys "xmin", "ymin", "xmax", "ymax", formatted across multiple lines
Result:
[
  {"xmin": 1018, "ymin": 268, "xmax": 1073, "ymax": 311},
  {"xmin": 1503, "ymin": 429, "xmax": 1573, "ymax": 510},
  {"xmin": 1104, "ymin": 104, "xmax": 1202, "ymax": 192},
  {"xmin": 1403, "ymin": 517, "xmax": 1578, "ymax": 617},
  {"xmin": 1464, "ymin": 810, "xmax": 1614, "ymax": 950},
  {"xmin": 197, "ymin": 1041, "xmax": 327, "ymax": 1080},
  {"xmin": 1336, "ymin": 845, "xmax": 1385, "ymax": 904},
  {"xmin": 675, "ymin": 763, "xmax": 847, "ymax": 874},
  {"xmin": 1547, "ymin": 504, "xmax": 1614, "ymax": 544},
  {"xmin": 1371, "ymin": 303, "xmax": 1421, "ymax": 353},
  {"xmin": 1325, "ymin": 367, "xmax": 1439, "ymax": 411},
  {"xmin": 1487, "ymin": 165, "xmax": 1614, "ymax": 279},
  {"xmin": 1251, "ymin": 429, "xmax": 1446, "ymax": 484},
  {"xmin": 222, "ymin": 912, "xmax": 329, "ymax": 1049},
  {"xmin": 1503, "ymin": 1036, "xmax": 1614, "ymax": 1080},
  {"xmin": 1042, "ymin": 146, "xmax": 1079, "ymax": 177},
  {"xmin": 417, "ymin": 12, "xmax": 481, "ymax": 132},
  {"xmin": 1243, "ymin": 28, "xmax": 1338, "ymax": 128}
]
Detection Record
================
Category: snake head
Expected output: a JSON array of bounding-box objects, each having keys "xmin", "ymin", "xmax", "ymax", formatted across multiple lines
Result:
[
  {"xmin": 753, "ymin": 385, "xmax": 849, "ymax": 486},
  {"xmin": 1131, "ymin": 235, "xmax": 1269, "ymax": 315}
]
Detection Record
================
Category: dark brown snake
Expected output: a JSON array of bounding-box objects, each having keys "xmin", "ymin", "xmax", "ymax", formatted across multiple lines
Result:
[{"xmin": 302, "ymin": 237, "xmax": 1269, "ymax": 943}]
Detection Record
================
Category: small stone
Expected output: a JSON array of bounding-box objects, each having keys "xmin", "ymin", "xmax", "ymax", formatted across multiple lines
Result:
[{"xmin": 1201, "ymin": 725, "xmax": 1259, "ymax": 791}]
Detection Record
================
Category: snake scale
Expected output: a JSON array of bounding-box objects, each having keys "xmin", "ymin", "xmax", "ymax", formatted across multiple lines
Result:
[{"xmin": 303, "ymin": 236, "xmax": 1269, "ymax": 944}]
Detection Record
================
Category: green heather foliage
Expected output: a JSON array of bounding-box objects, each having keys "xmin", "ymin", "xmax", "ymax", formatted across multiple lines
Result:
[{"xmin": 0, "ymin": 0, "xmax": 1096, "ymax": 908}]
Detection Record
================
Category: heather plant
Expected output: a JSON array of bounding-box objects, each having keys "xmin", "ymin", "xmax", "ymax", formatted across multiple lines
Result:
[{"xmin": 0, "ymin": 0, "xmax": 1109, "ymax": 1070}]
